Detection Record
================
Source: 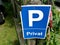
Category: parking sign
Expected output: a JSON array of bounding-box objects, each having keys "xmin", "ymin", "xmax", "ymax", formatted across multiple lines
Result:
[{"xmin": 20, "ymin": 5, "xmax": 51, "ymax": 39}]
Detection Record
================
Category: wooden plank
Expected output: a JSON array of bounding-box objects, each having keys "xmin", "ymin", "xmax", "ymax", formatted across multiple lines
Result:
[
  {"xmin": 11, "ymin": 0, "xmax": 17, "ymax": 18},
  {"xmin": 13, "ymin": 18, "xmax": 25, "ymax": 45},
  {"xmin": 46, "ymin": 26, "xmax": 50, "ymax": 45},
  {"xmin": 11, "ymin": 0, "xmax": 25, "ymax": 45},
  {"xmin": 27, "ymin": 39, "xmax": 36, "ymax": 45},
  {"xmin": 22, "ymin": 0, "xmax": 36, "ymax": 45},
  {"xmin": 26, "ymin": 0, "xmax": 42, "ymax": 45}
]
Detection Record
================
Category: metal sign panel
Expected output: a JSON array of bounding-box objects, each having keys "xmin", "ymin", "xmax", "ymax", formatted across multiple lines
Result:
[{"xmin": 20, "ymin": 5, "xmax": 51, "ymax": 39}]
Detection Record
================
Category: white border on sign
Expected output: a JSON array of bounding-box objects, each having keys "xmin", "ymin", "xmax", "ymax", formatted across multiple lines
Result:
[
  {"xmin": 21, "ymin": 5, "xmax": 51, "ymax": 7},
  {"xmin": 20, "ymin": 11, "xmax": 24, "ymax": 38},
  {"xmin": 20, "ymin": 5, "xmax": 51, "ymax": 39},
  {"xmin": 45, "ymin": 5, "xmax": 51, "ymax": 38}
]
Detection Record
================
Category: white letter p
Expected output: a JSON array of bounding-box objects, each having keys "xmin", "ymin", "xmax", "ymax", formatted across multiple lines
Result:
[{"xmin": 29, "ymin": 10, "xmax": 44, "ymax": 27}]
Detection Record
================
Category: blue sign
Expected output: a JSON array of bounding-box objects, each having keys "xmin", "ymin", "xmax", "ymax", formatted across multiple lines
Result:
[{"xmin": 20, "ymin": 5, "xmax": 51, "ymax": 39}]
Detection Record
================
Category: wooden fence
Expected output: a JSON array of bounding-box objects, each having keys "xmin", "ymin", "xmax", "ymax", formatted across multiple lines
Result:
[{"xmin": 11, "ymin": 0, "xmax": 53, "ymax": 45}]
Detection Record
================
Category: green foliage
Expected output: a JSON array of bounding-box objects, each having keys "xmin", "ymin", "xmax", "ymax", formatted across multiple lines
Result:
[
  {"xmin": 4, "ymin": 2, "xmax": 15, "ymax": 27},
  {"xmin": 52, "ymin": 6, "xmax": 60, "ymax": 32},
  {"xmin": 42, "ymin": 0, "xmax": 60, "ymax": 45},
  {"xmin": 43, "ymin": 0, "xmax": 47, "ymax": 3},
  {"xmin": 20, "ymin": 0, "xmax": 23, "ymax": 5},
  {"xmin": 0, "ymin": 1, "xmax": 19, "ymax": 45}
]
